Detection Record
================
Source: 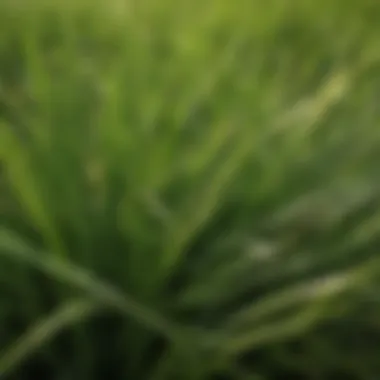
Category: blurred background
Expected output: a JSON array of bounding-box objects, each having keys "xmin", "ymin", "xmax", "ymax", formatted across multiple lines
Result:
[{"xmin": 1, "ymin": 0, "xmax": 380, "ymax": 379}]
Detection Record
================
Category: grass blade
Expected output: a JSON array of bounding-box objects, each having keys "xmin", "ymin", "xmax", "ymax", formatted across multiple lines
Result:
[{"xmin": 0, "ymin": 299, "xmax": 100, "ymax": 378}]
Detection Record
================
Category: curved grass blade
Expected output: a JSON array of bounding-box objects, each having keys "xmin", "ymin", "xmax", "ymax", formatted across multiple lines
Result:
[
  {"xmin": 213, "ymin": 256, "xmax": 380, "ymax": 359},
  {"xmin": 0, "ymin": 298, "xmax": 100, "ymax": 378},
  {"xmin": 0, "ymin": 228, "xmax": 180, "ymax": 340}
]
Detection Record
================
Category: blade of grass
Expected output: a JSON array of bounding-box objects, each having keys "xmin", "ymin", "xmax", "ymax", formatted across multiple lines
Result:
[
  {"xmin": 0, "ymin": 126, "xmax": 66, "ymax": 258},
  {"xmin": 0, "ymin": 298, "xmax": 101, "ymax": 378},
  {"xmin": 0, "ymin": 228, "xmax": 180, "ymax": 341},
  {"xmin": 160, "ymin": 128, "xmax": 257, "ymax": 281},
  {"xmin": 215, "ymin": 256, "xmax": 380, "ymax": 358}
]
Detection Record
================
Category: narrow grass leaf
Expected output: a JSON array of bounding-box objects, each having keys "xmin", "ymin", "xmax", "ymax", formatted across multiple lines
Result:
[{"xmin": 0, "ymin": 299, "xmax": 100, "ymax": 378}]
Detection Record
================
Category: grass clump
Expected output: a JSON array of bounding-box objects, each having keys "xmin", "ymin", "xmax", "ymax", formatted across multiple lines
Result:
[{"xmin": 1, "ymin": 0, "xmax": 380, "ymax": 379}]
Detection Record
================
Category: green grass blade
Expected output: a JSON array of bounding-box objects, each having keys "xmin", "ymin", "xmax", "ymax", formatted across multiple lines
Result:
[{"xmin": 0, "ymin": 228, "xmax": 179, "ymax": 340}]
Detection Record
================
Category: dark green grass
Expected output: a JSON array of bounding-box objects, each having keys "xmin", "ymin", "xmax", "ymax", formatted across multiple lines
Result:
[{"xmin": 1, "ymin": 0, "xmax": 380, "ymax": 379}]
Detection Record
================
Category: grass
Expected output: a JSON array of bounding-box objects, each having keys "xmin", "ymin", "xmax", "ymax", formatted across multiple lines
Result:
[{"xmin": 1, "ymin": 0, "xmax": 380, "ymax": 379}]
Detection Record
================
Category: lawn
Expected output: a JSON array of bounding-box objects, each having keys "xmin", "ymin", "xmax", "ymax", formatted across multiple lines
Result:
[{"xmin": 1, "ymin": 0, "xmax": 380, "ymax": 379}]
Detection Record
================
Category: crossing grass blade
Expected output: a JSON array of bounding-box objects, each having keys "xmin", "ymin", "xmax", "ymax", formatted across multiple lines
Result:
[{"xmin": 0, "ymin": 229, "xmax": 180, "ymax": 340}]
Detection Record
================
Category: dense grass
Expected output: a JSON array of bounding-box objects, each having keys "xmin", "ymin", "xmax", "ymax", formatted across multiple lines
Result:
[{"xmin": 1, "ymin": 0, "xmax": 380, "ymax": 379}]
